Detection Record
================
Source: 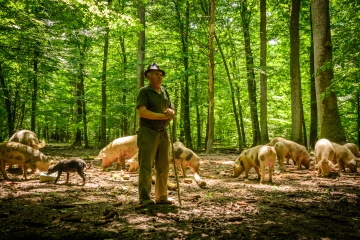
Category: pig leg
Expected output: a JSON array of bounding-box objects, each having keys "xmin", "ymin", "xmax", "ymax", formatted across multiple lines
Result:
[
  {"xmin": 189, "ymin": 160, "xmax": 200, "ymax": 175},
  {"xmin": 254, "ymin": 166, "xmax": 261, "ymax": 180},
  {"xmin": 180, "ymin": 160, "xmax": 188, "ymax": 177},
  {"xmin": 295, "ymin": 158, "xmax": 302, "ymax": 170},
  {"xmin": 260, "ymin": 164, "xmax": 266, "ymax": 184},
  {"xmin": 278, "ymin": 155, "xmax": 285, "ymax": 171},
  {"xmin": 268, "ymin": 166, "xmax": 274, "ymax": 183},
  {"xmin": 22, "ymin": 165, "xmax": 28, "ymax": 180},
  {"xmin": 115, "ymin": 157, "xmax": 121, "ymax": 170},
  {"xmin": 0, "ymin": 161, "xmax": 10, "ymax": 180}
]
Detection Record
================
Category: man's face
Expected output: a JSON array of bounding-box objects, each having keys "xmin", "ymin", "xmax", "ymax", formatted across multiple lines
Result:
[{"xmin": 146, "ymin": 71, "xmax": 163, "ymax": 89}]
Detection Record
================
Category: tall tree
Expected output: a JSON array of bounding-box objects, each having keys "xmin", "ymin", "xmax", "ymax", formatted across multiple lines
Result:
[
  {"xmin": 100, "ymin": 0, "xmax": 111, "ymax": 148},
  {"xmin": 173, "ymin": 0, "xmax": 192, "ymax": 149},
  {"xmin": 206, "ymin": 0, "xmax": 216, "ymax": 153},
  {"xmin": 309, "ymin": 6, "xmax": 317, "ymax": 149},
  {"xmin": 31, "ymin": 47, "xmax": 39, "ymax": 132},
  {"xmin": 311, "ymin": 0, "xmax": 346, "ymax": 143},
  {"xmin": 215, "ymin": 33, "xmax": 243, "ymax": 151},
  {"xmin": 136, "ymin": 0, "xmax": 145, "ymax": 132},
  {"xmin": 259, "ymin": 0, "xmax": 269, "ymax": 144},
  {"xmin": 240, "ymin": 0, "xmax": 260, "ymax": 146},
  {"xmin": 290, "ymin": 0, "xmax": 303, "ymax": 144}
]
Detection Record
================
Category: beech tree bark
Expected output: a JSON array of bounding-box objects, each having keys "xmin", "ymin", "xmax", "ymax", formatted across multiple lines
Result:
[
  {"xmin": 260, "ymin": 0, "xmax": 269, "ymax": 144},
  {"xmin": 290, "ymin": 0, "xmax": 303, "ymax": 144},
  {"xmin": 311, "ymin": 0, "xmax": 346, "ymax": 143}
]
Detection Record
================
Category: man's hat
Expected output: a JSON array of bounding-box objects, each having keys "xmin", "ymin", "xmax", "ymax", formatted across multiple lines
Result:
[{"xmin": 144, "ymin": 63, "xmax": 166, "ymax": 77}]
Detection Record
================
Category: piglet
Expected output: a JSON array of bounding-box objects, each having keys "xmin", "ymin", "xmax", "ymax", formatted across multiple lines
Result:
[{"xmin": 47, "ymin": 159, "xmax": 88, "ymax": 185}]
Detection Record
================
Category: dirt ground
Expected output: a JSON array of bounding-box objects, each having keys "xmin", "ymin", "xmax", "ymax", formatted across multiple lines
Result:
[{"xmin": 0, "ymin": 145, "xmax": 360, "ymax": 240}]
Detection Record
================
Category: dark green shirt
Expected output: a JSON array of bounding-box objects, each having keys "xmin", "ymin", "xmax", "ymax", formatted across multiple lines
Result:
[{"xmin": 136, "ymin": 85, "xmax": 173, "ymax": 129}]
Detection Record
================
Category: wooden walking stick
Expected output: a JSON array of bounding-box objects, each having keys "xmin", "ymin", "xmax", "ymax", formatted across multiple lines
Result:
[{"xmin": 168, "ymin": 123, "xmax": 182, "ymax": 206}]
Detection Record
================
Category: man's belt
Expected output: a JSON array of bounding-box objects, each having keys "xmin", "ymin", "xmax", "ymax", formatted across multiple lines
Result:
[{"xmin": 149, "ymin": 126, "xmax": 165, "ymax": 132}]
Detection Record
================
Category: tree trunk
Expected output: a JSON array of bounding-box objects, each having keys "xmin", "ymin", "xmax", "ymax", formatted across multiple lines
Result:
[
  {"xmin": 31, "ymin": 47, "xmax": 39, "ymax": 132},
  {"xmin": 236, "ymin": 85, "xmax": 246, "ymax": 147},
  {"xmin": 120, "ymin": 35, "xmax": 129, "ymax": 136},
  {"xmin": 290, "ymin": 0, "xmax": 303, "ymax": 144},
  {"xmin": 309, "ymin": 7, "xmax": 318, "ymax": 149},
  {"xmin": 357, "ymin": 78, "xmax": 360, "ymax": 146},
  {"xmin": 260, "ymin": 0, "xmax": 269, "ymax": 144},
  {"xmin": 72, "ymin": 76, "xmax": 83, "ymax": 147},
  {"xmin": 136, "ymin": 0, "xmax": 145, "ymax": 132},
  {"xmin": 173, "ymin": 0, "xmax": 192, "ymax": 149},
  {"xmin": 72, "ymin": 38, "xmax": 88, "ymax": 147},
  {"xmin": 194, "ymin": 73, "xmax": 202, "ymax": 149},
  {"xmin": 101, "ymin": 1, "xmax": 111, "ymax": 147},
  {"xmin": 215, "ymin": 33, "xmax": 243, "ymax": 151},
  {"xmin": 240, "ymin": 0, "xmax": 261, "ymax": 146},
  {"xmin": 206, "ymin": 0, "xmax": 215, "ymax": 153},
  {"xmin": 311, "ymin": 0, "xmax": 346, "ymax": 143},
  {"xmin": 0, "ymin": 63, "xmax": 15, "ymax": 137}
]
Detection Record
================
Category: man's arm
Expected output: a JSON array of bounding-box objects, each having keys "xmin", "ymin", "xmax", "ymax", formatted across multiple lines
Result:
[{"xmin": 138, "ymin": 106, "xmax": 169, "ymax": 120}]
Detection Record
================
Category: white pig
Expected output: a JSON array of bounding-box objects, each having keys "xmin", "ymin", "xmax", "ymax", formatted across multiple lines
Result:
[{"xmin": 97, "ymin": 135, "xmax": 138, "ymax": 170}]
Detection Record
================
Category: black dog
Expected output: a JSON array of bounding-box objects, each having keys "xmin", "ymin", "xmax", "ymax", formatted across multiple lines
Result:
[{"xmin": 47, "ymin": 159, "xmax": 88, "ymax": 185}]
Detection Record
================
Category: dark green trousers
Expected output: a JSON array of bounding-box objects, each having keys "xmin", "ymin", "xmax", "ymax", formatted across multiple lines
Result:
[{"xmin": 137, "ymin": 126, "xmax": 169, "ymax": 202}]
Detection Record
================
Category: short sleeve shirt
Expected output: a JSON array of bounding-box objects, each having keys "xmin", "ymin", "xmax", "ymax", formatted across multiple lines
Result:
[{"xmin": 136, "ymin": 85, "xmax": 174, "ymax": 129}]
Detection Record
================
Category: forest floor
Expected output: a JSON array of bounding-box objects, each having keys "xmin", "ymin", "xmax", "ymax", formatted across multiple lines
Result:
[{"xmin": 0, "ymin": 145, "xmax": 360, "ymax": 240}]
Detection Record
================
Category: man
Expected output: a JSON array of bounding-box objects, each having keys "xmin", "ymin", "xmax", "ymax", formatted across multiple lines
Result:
[{"xmin": 136, "ymin": 63, "xmax": 175, "ymax": 205}]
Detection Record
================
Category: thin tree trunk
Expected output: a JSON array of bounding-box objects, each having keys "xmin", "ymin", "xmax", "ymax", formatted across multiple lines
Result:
[
  {"xmin": 120, "ymin": 36, "xmax": 129, "ymax": 136},
  {"xmin": 101, "ymin": 1, "xmax": 111, "ymax": 147},
  {"xmin": 31, "ymin": 47, "xmax": 39, "ymax": 132},
  {"xmin": 290, "ymin": 0, "xmax": 303, "ymax": 144},
  {"xmin": 236, "ymin": 85, "xmax": 246, "ymax": 147},
  {"xmin": 172, "ymin": 81, "xmax": 179, "ymax": 143},
  {"xmin": 240, "ymin": 0, "xmax": 261, "ymax": 146},
  {"xmin": 260, "ymin": 0, "xmax": 269, "ymax": 144},
  {"xmin": 194, "ymin": 73, "xmax": 202, "ymax": 149},
  {"xmin": 72, "ymin": 76, "xmax": 83, "ymax": 147},
  {"xmin": 309, "ymin": 6, "xmax": 318, "ymax": 149},
  {"xmin": 206, "ymin": 0, "xmax": 215, "ymax": 153},
  {"xmin": 311, "ymin": 0, "xmax": 346, "ymax": 143},
  {"xmin": 136, "ymin": 0, "xmax": 145, "ymax": 133},
  {"xmin": 357, "ymin": 77, "xmax": 360, "ymax": 146},
  {"xmin": 173, "ymin": 0, "xmax": 192, "ymax": 148},
  {"xmin": 215, "ymin": 33, "xmax": 243, "ymax": 151},
  {"xmin": 0, "ymin": 63, "xmax": 15, "ymax": 137}
]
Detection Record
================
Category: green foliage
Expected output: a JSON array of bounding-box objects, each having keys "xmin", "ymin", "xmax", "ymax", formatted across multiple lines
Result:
[{"xmin": 0, "ymin": 0, "xmax": 359, "ymax": 147}]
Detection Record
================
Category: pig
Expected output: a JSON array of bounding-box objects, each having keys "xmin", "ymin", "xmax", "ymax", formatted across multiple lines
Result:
[
  {"xmin": 331, "ymin": 142, "xmax": 358, "ymax": 173},
  {"xmin": 126, "ymin": 152, "xmax": 139, "ymax": 172},
  {"xmin": 127, "ymin": 141, "xmax": 201, "ymax": 177},
  {"xmin": 233, "ymin": 145, "xmax": 261, "ymax": 180},
  {"xmin": 274, "ymin": 139, "xmax": 313, "ymax": 171},
  {"xmin": 233, "ymin": 145, "xmax": 276, "ymax": 183},
  {"xmin": 258, "ymin": 145, "xmax": 277, "ymax": 183},
  {"xmin": 47, "ymin": 159, "xmax": 88, "ymax": 185},
  {"xmin": 0, "ymin": 142, "xmax": 50, "ymax": 180},
  {"xmin": 268, "ymin": 137, "xmax": 287, "ymax": 146},
  {"xmin": 314, "ymin": 139, "xmax": 338, "ymax": 176},
  {"xmin": 8, "ymin": 129, "xmax": 45, "ymax": 149},
  {"xmin": 168, "ymin": 141, "xmax": 201, "ymax": 177},
  {"xmin": 343, "ymin": 143, "xmax": 360, "ymax": 157},
  {"xmin": 8, "ymin": 129, "xmax": 45, "ymax": 172},
  {"xmin": 268, "ymin": 137, "xmax": 292, "ymax": 165},
  {"xmin": 96, "ymin": 135, "xmax": 138, "ymax": 170}
]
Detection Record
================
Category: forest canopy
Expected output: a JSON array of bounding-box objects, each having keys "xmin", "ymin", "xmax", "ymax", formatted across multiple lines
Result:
[{"xmin": 0, "ymin": 0, "xmax": 359, "ymax": 150}]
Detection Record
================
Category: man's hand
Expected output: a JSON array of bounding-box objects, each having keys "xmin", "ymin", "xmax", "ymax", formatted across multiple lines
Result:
[{"xmin": 164, "ymin": 108, "xmax": 175, "ymax": 120}]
